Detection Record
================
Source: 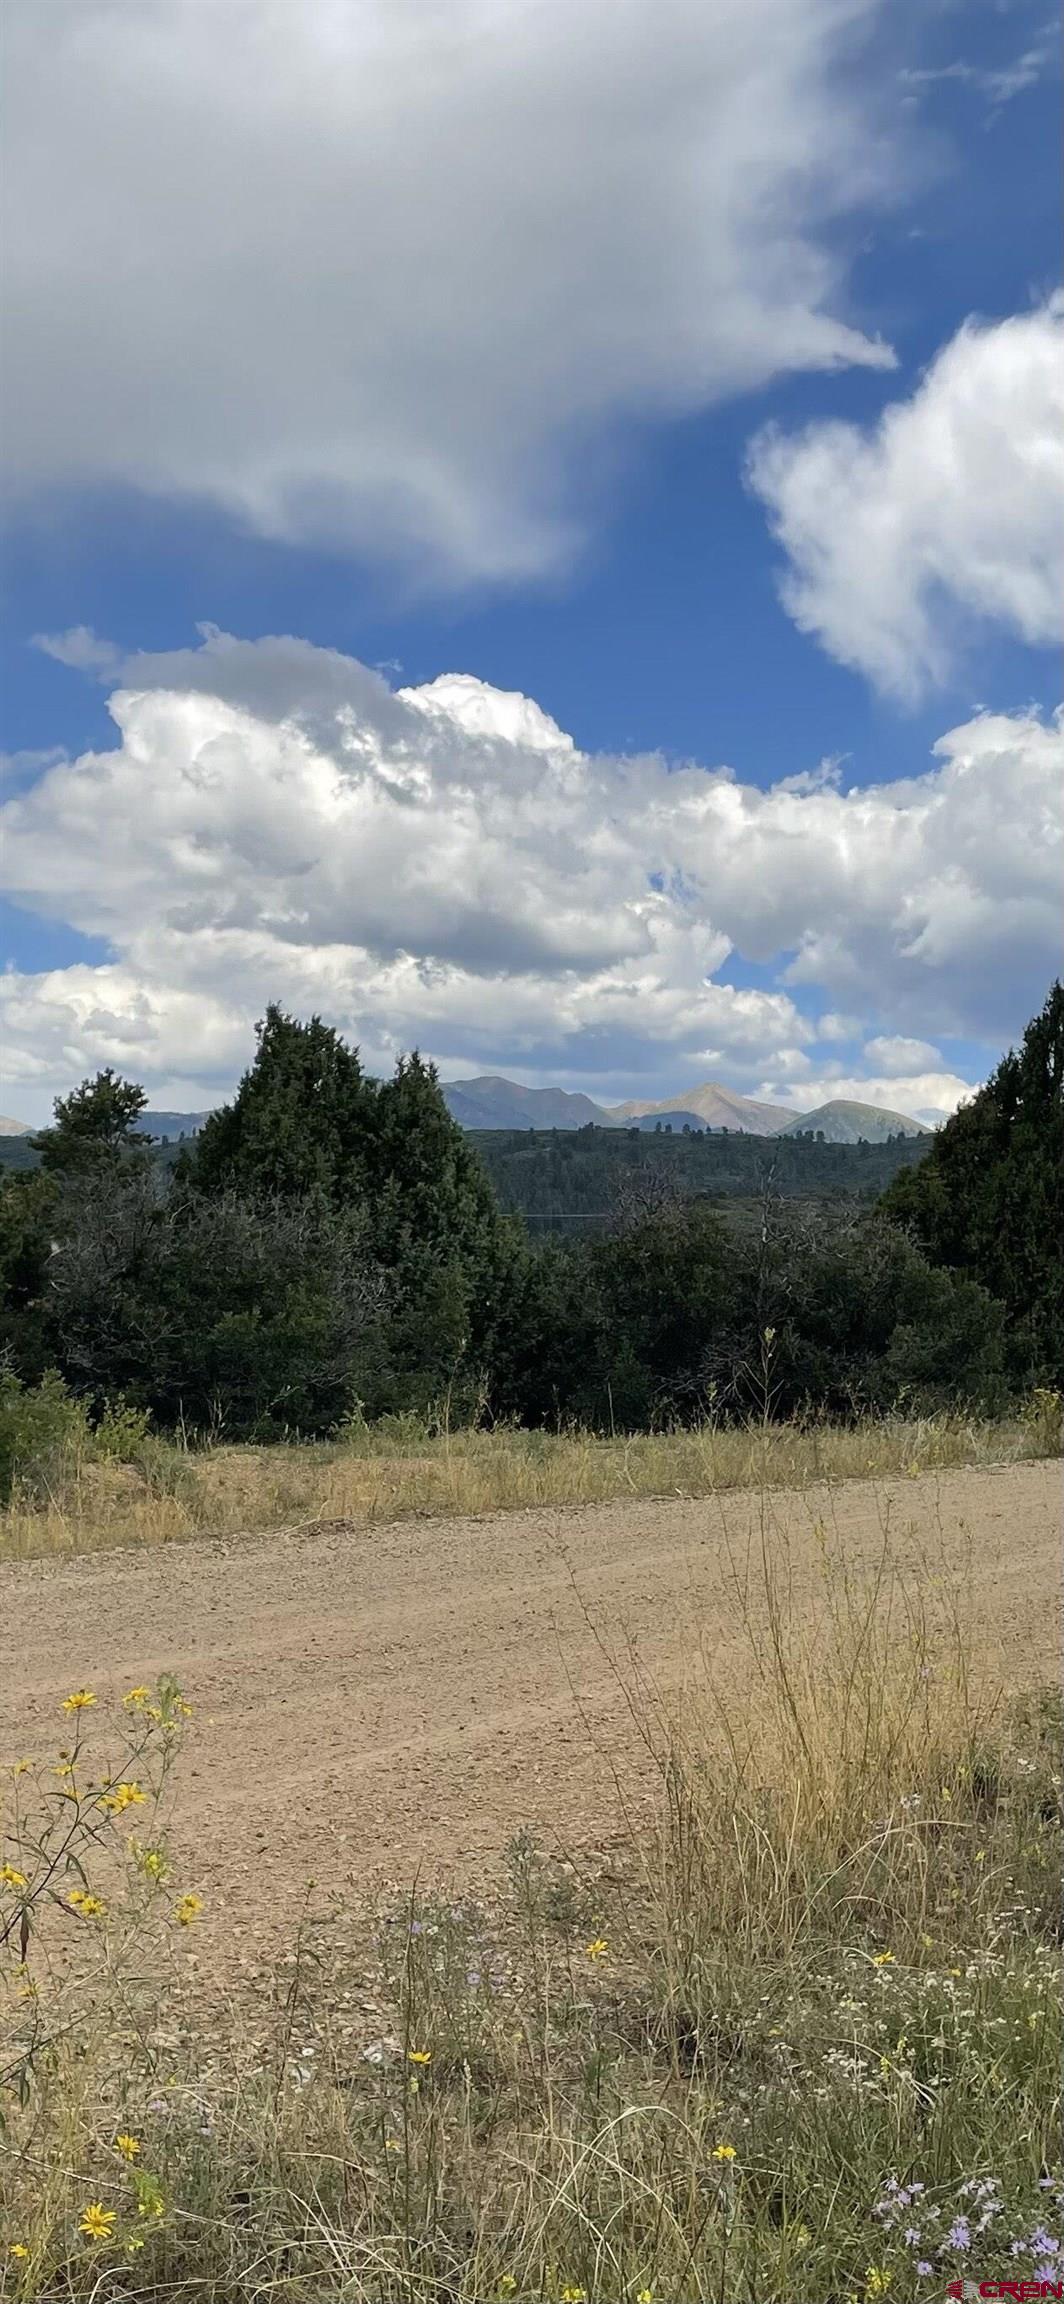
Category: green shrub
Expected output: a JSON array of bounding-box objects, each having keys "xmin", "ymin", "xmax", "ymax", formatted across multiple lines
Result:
[{"xmin": 0, "ymin": 1366, "xmax": 91, "ymax": 1502}]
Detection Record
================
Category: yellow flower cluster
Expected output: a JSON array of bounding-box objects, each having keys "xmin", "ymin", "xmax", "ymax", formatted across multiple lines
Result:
[
  {"xmin": 174, "ymin": 1891, "xmax": 204, "ymax": 1927},
  {"xmin": 0, "ymin": 1862, "xmax": 28, "ymax": 1892},
  {"xmin": 68, "ymin": 1888, "xmax": 107, "ymax": 1920},
  {"xmin": 585, "ymin": 1936, "xmax": 609, "ymax": 1961},
  {"xmin": 62, "ymin": 1689, "xmax": 96, "ymax": 1714}
]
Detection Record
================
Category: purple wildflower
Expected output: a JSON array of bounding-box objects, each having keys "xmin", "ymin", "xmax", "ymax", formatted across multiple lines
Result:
[
  {"xmin": 904, "ymin": 2229, "xmax": 922, "ymax": 2248},
  {"xmin": 917, "ymin": 2264, "xmax": 934, "ymax": 2279},
  {"xmin": 947, "ymin": 2219, "xmax": 971, "ymax": 2252},
  {"xmin": 1029, "ymin": 2230, "xmax": 1059, "ymax": 2256}
]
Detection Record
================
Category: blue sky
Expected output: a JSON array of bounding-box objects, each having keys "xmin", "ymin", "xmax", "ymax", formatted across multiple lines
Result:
[{"xmin": 1, "ymin": 0, "xmax": 1060, "ymax": 1124}]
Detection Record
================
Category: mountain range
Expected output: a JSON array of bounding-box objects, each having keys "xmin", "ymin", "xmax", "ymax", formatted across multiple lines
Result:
[
  {"xmin": 0, "ymin": 1081, "xmax": 931, "ymax": 1146},
  {"xmin": 441, "ymin": 1077, "xmax": 929, "ymax": 1141}
]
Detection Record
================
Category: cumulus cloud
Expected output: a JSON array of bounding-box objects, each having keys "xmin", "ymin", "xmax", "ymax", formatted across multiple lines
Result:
[
  {"xmin": 4, "ymin": 0, "xmax": 896, "ymax": 582},
  {"xmin": 769, "ymin": 1070, "xmax": 976, "ymax": 1126},
  {"xmin": 31, "ymin": 626, "xmax": 123, "ymax": 678},
  {"xmin": 862, "ymin": 1033, "xmax": 942, "ymax": 1074},
  {"xmin": 748, "ymin": 296, "xmax": 1064, "ymax": 694},
  {"xmin": 0, "ymin": 633, "xmax": 1059, "ymax": 1116}
]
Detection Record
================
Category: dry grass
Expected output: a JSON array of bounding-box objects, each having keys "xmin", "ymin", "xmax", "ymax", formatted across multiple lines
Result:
[
  {"xmin": 1, "ymin": 1481, "xmax": 1061, "ymax": 2299},
  {"xmin": 1, "ymin": 1405, "xmax": 1055, "ymax": 1562}
]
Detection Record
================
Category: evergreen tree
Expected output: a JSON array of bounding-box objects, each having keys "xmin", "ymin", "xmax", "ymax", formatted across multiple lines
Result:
[
  {"xmin": 189, "ymin": 1006, "xmax": 375, "ymax": 1204},
  {"xmin": 32, "ymin": 1070, "xmax": 150, "ymax": 1176},
  {"xmin": 365, "ymin": 1052, "xmax": 526, "ymax": 1411},
  {"xmin": 882, "ymin": 983, "xmax": 1064, "ymax": 1383}
]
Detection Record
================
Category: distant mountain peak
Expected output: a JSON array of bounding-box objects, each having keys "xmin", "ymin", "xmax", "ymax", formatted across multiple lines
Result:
[
  {"xmin": 606, "ymin": 1081, "xmax": 793, "ymax": 1135},
  {"xmin": 777, "ymin": 1099, "xmax": 929, "ymax": 1144}
]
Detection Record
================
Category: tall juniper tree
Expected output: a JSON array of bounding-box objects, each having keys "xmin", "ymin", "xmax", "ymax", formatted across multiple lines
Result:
[{"xmin": 882, "ymin": 982, "xmax": 1064, "ymax": 1384}]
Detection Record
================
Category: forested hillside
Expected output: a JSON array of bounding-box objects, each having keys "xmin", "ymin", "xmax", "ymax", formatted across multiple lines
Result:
[
  {"xmin": 474, "ymin": 1124, "xmax": 929, "ymax": 1230},
  {"xmin": 0, "ymin": 989, "xmax": 1059, "ymax": 1462}
]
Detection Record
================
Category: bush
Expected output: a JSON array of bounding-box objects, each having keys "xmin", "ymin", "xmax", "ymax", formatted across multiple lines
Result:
[{"xmin": 0, "ymin": 1367, "xmax": 90, "ymax": 1502}]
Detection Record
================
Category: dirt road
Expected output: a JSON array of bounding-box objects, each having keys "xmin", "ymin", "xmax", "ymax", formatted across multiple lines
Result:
[{"xmin": 1, "ymin": 1462, "xmax": 1059, "ymax": 1961}]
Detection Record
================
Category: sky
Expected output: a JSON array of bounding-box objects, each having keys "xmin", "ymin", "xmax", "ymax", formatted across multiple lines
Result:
[{"xmin": 1, "ymin": 0, "xmax": 1061, "ymax": 1128}]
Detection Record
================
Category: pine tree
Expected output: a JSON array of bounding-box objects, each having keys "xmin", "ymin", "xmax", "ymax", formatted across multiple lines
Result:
[
  {"xmin": 32, "ymin": 1069, "xmax": 150, "ymax": 1176},
  {"xmin": 189, "ymin": 1006, "xmax": 375, "ymax": 1204},
  {"xmin": 882, "ymin": 983, "xmax": 1064, "ymax": 1383}
]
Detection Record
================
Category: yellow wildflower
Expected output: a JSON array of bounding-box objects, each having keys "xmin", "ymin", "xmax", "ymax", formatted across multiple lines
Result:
[
  {"xmin": 10, "ymin": 2244, "xmax": 29, "ymax": 2260},
  {"xmin": 865, "ymin": 2269, "xmax": 892, "ymax": 2299},
  {"xmin": 561, "ymin": 2288, "xmax": 587, "ymax": 2303},
  {"xmin": 385, "ymin": 2135, "xmax": 401, "ymax": 2152},
  {"xmin": 636, "ymin": 2289, "xmax": 655, "ymax": 2302},
  {"xmin": 68, "ymin": 1888, "xmax": 106, "ymax": 1918},
  {"xmin": 974, "ymin": 1848, "xmax": 986, "ymax": 1865},
  {"xmin": 100, "ymin": 1781, "xmax": 146, "ymax": 1816},
  {"xmin": 124, "ymin": 1686, "xmax": 151, "ymax": 1707},
  {"xmin": 0, "ymin": 1863, "xmax": 28, "ymax": 1891},
  {"xmin": 62, "ymin": 1689, "xmax": 96, "ymax": 1713},
  {"xmin": 498, "ymin": 2279, "xmax": 518, "ymax": 2297},
  {"xmin": 585, "ymin": 1936, "xmax": 609, "ymax": 1960},
  {"xmin": 871, "ymin": 1950, "xmax": 895, "ymax": 1967},
  {"xmin": 114, "ymin": 2131, "xmax": 141, "ymax": 2161},
  {"xmin": 711, "ymin": 2141, "xmax": 737, "ymax": 2162},
  {"xmin": 79, "ymin": 2201, "xmax": 117, "ymax": 2241},
  {"xmin": 174, "ymin": 1891, "xmax": 203, "ymax": 1926},
  {"xmin": 407, "ymin": 2047, "xmax": 433, "ymax": 2065},
  {"xmin": 794, "ymin": 2226, "xmax": 812, "ymax": 2252}
]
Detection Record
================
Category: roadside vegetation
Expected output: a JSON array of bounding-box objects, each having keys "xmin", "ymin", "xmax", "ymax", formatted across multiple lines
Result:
[
  {"xmin": 0, "ymin": 1384, "xmax": 1060, "ymax": 1562},
  {"xmin": 2, "ymin": 1484, "xmax": 1060, "ymax": 2299}
]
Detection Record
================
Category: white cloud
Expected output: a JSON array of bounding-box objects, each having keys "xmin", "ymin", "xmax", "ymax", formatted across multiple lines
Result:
[
  {"xmin": 748, "ymin": 296, "xmax": 1064, "ymax": 694},
  {"xmin": 863, "ymin": 1033, "xmax": 941, "ymax": 1074},
  {"xmin": 0, "ymin": 633, "xmax": 1059, "ymax": 1118},
  {"xmin": 31, "ymin": 626, "xmax": 123, "ymax": 678},
  {"xmin": 768, "ymin": 1071, "xmax": 974, "ymax": 1126},
  {"xmin": 3, "ymin": 0, "xmax": 896, "ymax": 583}
]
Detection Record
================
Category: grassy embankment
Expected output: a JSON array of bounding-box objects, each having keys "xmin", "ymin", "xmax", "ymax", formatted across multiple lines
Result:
[
  {"xmin": 1, "ymin": 1396, "xmax": 1060, "ymax": 1561},
  {"xmin": 1, "ymin": 1457, "xmax": 1061, "ymax": 2299}
]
